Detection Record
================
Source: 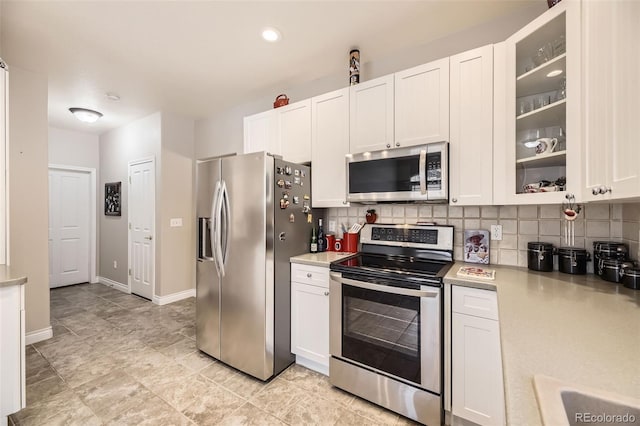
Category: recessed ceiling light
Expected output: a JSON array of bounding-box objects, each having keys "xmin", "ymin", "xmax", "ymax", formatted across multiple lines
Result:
[
  {"xmin": 262, "ymin": 27, "xmax": 281, "ymax": 42},
  {"xmin": 546, "ymin": 69, "xmax": 563, "ymax": 77},
  {"xmin": 105, "ymin": 92, "xmax": 120, "ymax": 101},
  {"xmin": 69, "ymin": 107, "xmax": 103, "ymax": 123}
]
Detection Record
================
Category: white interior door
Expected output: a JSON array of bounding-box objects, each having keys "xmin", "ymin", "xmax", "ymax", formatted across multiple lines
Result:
[
  {"xmin": 129, "ymin": 159, "xmax": 155, "ymax": 300},
  {"xmin": 48, "ymin": 169, "xmax": 90, "ymax": 288}
]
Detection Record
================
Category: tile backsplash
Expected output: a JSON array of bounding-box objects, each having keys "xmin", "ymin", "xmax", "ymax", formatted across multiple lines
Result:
[{"xmin": 324, "ymin": 203, "xmax": 640, "ymax": 271}]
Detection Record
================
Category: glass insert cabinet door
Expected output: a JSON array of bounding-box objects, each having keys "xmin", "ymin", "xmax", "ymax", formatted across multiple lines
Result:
[
  {"xmin": 341, "ymin": 284, "xmax": 422, "ymax": 385},
  {"xmin": 498, "ymin": 0, "xmax": 580, "ymax": 205}
]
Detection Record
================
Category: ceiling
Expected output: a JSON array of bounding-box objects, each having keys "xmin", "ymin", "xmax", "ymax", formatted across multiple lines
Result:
[{"xmin": 1, "ymin": 1, "xmax": 540, "ymax": 135}]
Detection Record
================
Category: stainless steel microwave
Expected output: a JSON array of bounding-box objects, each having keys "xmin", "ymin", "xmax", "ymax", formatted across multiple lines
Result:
[{"xmin": 346, "ymin": 142, "xmax": 448, "ymax": 203}]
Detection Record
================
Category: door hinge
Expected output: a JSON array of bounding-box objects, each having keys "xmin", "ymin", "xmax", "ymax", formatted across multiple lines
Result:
[{"xmin": 128, "ymin": 268, "xmax": 131, "ymax": 276}]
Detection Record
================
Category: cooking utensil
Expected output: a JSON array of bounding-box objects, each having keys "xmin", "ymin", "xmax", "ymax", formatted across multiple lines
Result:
[{"xmin": 349, "ymin": 222, "xmax": 363, "ymax": 234}]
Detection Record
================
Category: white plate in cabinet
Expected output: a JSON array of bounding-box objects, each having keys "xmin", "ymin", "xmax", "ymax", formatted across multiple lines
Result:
[
  {"xmin": 349, "ymin": 75, "xmax": 394, "ymax": 154},
  {"xmin": 395, "ymin": 57, "xmax": 450, "ymax": 148},
  {"xmin": 291, "ymin": 263, "xmax": 329, "ymax": 288}
]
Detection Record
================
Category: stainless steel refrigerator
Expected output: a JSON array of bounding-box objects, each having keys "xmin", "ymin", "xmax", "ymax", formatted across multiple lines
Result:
[{"xmin": 196, "ymin": 152, "xmax": 312, "ymax": 381}]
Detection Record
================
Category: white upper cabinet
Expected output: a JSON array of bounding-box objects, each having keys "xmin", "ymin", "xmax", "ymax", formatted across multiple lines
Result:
[
  {"xmin": 495, "ymin": 1, "xmax": 581, "ymax": 205},
  {"xmin": 311, "ymin": 88, "xmax": 350, "ymax": 208},
  {"xmin": 582, "ymin": 0, "xmax": 640, "ymax": 201},
  {"xmin": 243, "ymin": 99, "xmax": 311, "ymax": 164},
  {"xmin": 278, "ymin": 99, "xmax": 312, "ymax": 164},
  {"xmin": 449, "ymin": 45, "xmax": 493, "ymax": 206},
  {"xmin": 349, "ymin": 75, "xmax": 394, "ymax": 154},
  {"xmin": 395, "ymin": 58, "xmax": 450, "ymax": 148},
  {"xmin": 243, "ymin": 109, "xmax": 278, "ymax": 155}
]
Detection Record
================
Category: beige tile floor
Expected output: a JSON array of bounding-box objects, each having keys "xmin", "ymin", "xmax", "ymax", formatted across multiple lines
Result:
[{"xmin": 10, "ymin": 283, "xmax": 420, "ymax": 426}]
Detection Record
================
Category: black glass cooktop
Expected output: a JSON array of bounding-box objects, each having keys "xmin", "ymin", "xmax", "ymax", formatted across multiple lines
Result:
[{"xmin": 331, "ymin": 253, "xmax": 452, "ymax": 285}]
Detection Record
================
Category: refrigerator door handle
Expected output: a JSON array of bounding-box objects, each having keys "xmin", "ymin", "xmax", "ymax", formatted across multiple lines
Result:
[
  {"xmin": 215, "ymin": 181, "xmax": 226, "ymax": 277},
  {"xmin": 211, "ymin": 181, "xmax": 222, "ymax": 276},
  {"xmin": 221, "ymin": 180, "xmax": 231, "ymax": 270}
]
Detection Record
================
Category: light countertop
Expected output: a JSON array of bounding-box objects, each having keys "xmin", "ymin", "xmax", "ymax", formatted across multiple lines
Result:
[
  {"xmin": 0, "ymin": 264, "xmax": 27, "ymax": 288},
  {"xmin": 290, "ymin": 252, "xmax": 356, "ymax": 267},
  {"xmin": 445, "ymin": 263, "xmax": 640, "ymax": 425}
]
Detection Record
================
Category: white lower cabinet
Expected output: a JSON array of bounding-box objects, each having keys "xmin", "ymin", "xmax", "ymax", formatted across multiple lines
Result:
[
  {"xmin": 0, "ymin": 284, "xmax": 25, "ymax": 424},
  {"xmin": 290, "ymin": 263, "xmax": 330, "ymax": 375},
  {"xmin": 452, "ymin": 286, "xmax": 505, "ymax": 426}
]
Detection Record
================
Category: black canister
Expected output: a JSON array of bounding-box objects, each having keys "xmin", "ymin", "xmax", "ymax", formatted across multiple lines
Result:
[
  {"xmin": 593, "ymin": 241, "xmax": 628, "ymax": 261},
  {"xmin": 622, "ymin": 266, "xmax": 640, "ymax": 290},
  {"xmin": 557, "ymin": 247, "xmax": 590, "ymax": 275},
  {"xmin": 599, "ymin": 258, "xmax": 636, "ymax": 283},
  {"xmin": 527, "ymin": 242, "xmax": 555, "ymax": 272}
]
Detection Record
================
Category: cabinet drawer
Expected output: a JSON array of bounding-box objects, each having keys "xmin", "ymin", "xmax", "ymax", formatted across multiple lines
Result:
[
  {"xmin": 452, "ymin": 285, "xmax": 498, "ymax": 320},
  {"xmin": 291, "ymin": 263, "xmax": 329, "ymax": 288}
]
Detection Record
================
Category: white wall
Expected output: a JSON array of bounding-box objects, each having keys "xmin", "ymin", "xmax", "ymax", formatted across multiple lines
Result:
[
  {"xmin": 99, "ymin": 112, "xmax": 161, "ymax": 286},
  {"xmin": 159, "ymin": 113, "xmax": 195, "ymax": 297},
  {"xmin": 49, "ymin": 127, "xmax": 99, "ymax": 170},
  {"xmin": 194, "ymin": 4, "xmax": 545, "ymax": 159},
  {"xmin": 9, "ymin": 66, "xmax": 50, "ymax": 334}
]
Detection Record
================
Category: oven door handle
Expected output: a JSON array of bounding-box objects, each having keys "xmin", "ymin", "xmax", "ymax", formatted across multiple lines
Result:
[{"xmin": 330, "ymin": 272, "xmax": 439, "ymax": 298}]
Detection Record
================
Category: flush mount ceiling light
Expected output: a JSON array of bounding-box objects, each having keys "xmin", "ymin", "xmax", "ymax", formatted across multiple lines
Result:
[
  {"xmin": 261, "ymin": 27, "xmax": 281, "ymax": 42},
  {"xmin": 69, "ymin": 107, "xmax": 103, "ymax": 123},
  {"xmin": 546, "ymin": 69, "xmax": 563, "ymax": 77}
]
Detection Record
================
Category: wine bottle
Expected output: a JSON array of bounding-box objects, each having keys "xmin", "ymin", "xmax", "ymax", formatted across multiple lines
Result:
[
  {"xmin": 317, "ymin": 219, "xmax": 326, "ymax": 252},
  {"xmin": 310, "ymin": 227, "xmax": 318, "ymax": 253}
]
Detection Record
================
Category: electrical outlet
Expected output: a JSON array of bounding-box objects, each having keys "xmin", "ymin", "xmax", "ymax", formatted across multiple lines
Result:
[
  {"xmin": 113, "ymin": 260, "xmax": 117, "ymax": 269},
  {"xmin": 490, "ymin": 225, "xmax": 503, "ymax": 241},
  {"xmin": 170, "ymin": 218, "xmax": 183, "ymax": 227},
  {"xmin": 329, "ymin": 220, "xmax": 337, "ymax": 233}
]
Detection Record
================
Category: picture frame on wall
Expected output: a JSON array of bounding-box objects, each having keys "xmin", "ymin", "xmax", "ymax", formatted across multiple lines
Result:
[
  {"xmin": 464, "ymin": 229, "xmax": 490, "ymax": 264},
  {"xmin": 104, "ymin": 182, "xmax": 121, "ymax": 216}
]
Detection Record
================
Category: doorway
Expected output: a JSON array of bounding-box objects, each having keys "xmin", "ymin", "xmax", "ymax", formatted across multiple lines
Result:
[
  {"xmin": 128, "ymin": 157, "xmax": 155, "ymax": 300},
  {"xmin": 48, "ymin": 166, "xmax": 97, "ymax": 288}
]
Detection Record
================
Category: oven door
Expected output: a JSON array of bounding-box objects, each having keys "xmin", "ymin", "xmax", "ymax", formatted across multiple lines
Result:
[
  {"xmin": 346, "ymin": 142, "xmax": 448, "ymax": 203},
  {"xmin": 329, "ymin": 272, "xmax": 441, "ymax": 394}
]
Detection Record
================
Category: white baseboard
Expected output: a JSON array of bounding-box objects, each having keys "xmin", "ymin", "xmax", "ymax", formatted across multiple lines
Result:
[
  {"xmin": 152, "ymin": 288, "xmax": 196, "ymax": 306},
  {"xmin": 98, "ymin": 276, "xmax": 130, "ymax": 294},
  {"xmin": 295, "ymin": 355, "xmax": 329, "ymax": 376},
  {"xmin": 25, "ymin": 326, "xmax": 53, "ymax": 345}
]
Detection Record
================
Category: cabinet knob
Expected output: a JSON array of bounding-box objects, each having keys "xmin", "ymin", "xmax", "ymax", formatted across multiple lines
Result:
[
  {"xmin": 306, "ymin": 273, "xmax": 312, "ymax": 278},
  {"xmin": 324, "ymin": 291, "xmax": 330, "ymax": 296},
  {"xmin": 386, "ymin": 144, "xmax": 391, "ymax": 149},
  {"xmin": 451, "ymin": 198, "xmax": 457, "ymax": 203},
  {"xmin": 592, "ymin": 188, "xmax": 599, "ymax": 196},
  {"xmin": 598, "ymin": 186, "xmax": 612, "ymax": 194},
  {"xmin": 342, "ymin": 200, "xmax": 348, "ymax": 205},
  {"xmin": 395, "ymin": 142, "xmax": 400, "ymax": 147}
]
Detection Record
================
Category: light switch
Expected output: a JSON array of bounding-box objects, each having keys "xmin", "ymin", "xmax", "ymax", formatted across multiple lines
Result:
[{"xmin": 170, "ymin": 218, "xmax": 183, "ymax": 227}]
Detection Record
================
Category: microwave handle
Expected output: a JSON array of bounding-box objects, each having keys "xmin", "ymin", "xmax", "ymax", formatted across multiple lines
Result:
[{"xmin": 419, "ymin": 149, "xmax": 427, "ymax": 195}]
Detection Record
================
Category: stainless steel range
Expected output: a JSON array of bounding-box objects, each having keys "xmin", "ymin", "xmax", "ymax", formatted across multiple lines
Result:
[{"xmin": 329, "ymin": 223, "xmax": 454, "ymax": 425}]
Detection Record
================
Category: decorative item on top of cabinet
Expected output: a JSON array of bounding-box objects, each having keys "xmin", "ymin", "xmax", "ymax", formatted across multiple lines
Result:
[
  {"xmin": 273, "ymin": 94, "xmax": 289, "ymax": 108},
  {"xmin": 311, "ymin": 88, "xmax": 350, "ymax": 207},
  {"xmin": 494, "ymin": 1, "xmax": 581, "ymax": 205},
  {"xmin": 449, "ymin": 45, "xmax": 493, "ymax": 206},
  {"xmin": 349, "ymin": 49, "xmax": 360, "ymax": 86}
]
